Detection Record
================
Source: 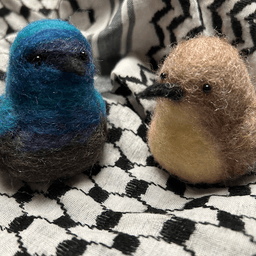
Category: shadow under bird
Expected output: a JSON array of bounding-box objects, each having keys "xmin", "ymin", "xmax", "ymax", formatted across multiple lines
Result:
[
  {"xmin": 0, "ymin": 19, "xmax": 107, "ymax": 182},
  {"xmin": 139, "ymin": 35, "xmax": 256, "ymax": 184}
]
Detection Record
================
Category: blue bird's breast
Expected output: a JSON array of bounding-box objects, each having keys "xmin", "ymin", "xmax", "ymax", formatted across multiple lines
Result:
[
  {"xmin": 16, "ymin": 89, "xmax": 106, "ymax": 152},
  {"xmin": 0, "ymin": 89, "xmax": 106, "ymax": 152}
]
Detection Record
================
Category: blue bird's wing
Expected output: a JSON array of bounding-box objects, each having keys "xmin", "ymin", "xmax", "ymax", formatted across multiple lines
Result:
[
  {"xmin": 0, "ymin": 95, "xmax": 17, "ymax": 136},
  {"xmin": 95, "ymin": 89, "xmax": 107, "ymax": 117}
]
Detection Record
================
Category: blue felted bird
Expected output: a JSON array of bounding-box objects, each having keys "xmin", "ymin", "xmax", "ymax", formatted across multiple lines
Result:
[{"xmin": 0, "ymin": 19, "xmax": 107, "ymax": 182}]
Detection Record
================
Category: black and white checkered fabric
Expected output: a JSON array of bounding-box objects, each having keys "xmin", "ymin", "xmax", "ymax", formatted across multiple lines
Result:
[{"xmin": 1, "ymin": 0, "xmax": 256, "ymax": 255}]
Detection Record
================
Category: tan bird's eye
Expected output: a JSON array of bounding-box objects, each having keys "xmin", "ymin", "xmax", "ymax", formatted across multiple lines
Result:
[
  {"xmin": 160, "ymin": 73, "xmax": 167, "ymax": 80},
  {"xmin": 203, "ymin": 84, "xmax": 211, "ymax": 93}
]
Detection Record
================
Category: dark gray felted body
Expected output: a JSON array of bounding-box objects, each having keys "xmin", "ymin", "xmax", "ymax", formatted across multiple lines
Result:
[{"xmin": 0, "ymin": 118, "xmax": 107, "ymax": 182}]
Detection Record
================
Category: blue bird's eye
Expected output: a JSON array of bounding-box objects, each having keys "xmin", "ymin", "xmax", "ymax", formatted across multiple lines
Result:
[
  {"xmin": 34, "ymin": 55, "xmax": 42, "ymax": 66},
  {"xmin": 80, "ymin": 51, "xmax": 88, "ymax": 62},
  {"xmin": 27, "ymin": 54, "xmax": 44, "ymax": 67}
]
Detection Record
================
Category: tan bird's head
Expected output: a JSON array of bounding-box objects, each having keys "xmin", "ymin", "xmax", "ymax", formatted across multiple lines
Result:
[
  {"xmin": 141, "ymin": 35, "xmax": 255, "ymax": 118},
  {"xmin": 139, "ymin": 35, "xmax": 256, "ymax": 184}
]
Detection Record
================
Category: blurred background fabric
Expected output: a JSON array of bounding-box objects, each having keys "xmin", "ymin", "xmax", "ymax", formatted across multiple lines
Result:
[{"xmin": 0, "ymin": 0, "xmax": 256, "ymax": 255}]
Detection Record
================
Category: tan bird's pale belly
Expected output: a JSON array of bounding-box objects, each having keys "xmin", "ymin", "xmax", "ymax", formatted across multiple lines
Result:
[{"xmin": 148, "ymin": 99, "xmax": 224, "ymax": 183}]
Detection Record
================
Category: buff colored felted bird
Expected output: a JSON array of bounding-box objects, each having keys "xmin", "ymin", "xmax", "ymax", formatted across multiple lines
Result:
[
  {"xmin": 139, "ymin": 35, "xmax": 256, "ymax": 184},
  {"xmin": 0, "ymin": 19, "xmax": 107, "ymax": 182}
]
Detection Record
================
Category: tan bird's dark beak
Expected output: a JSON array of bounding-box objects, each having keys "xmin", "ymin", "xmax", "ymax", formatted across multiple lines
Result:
[{"xmin": 138, "ymin": 83, "xmax": 184, "ymax": 101}]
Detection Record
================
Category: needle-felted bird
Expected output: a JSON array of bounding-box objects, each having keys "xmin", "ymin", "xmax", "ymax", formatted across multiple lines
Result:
[
  {"xmin": 0, "ymin": 19, "xmax": 107, "ymax": 182},
  {"xmin": 139, "ymin": 35, "xmax": 256, "ymax": 184}
]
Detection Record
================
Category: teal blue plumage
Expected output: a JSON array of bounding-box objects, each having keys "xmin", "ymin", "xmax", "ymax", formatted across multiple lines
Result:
[{"xmin": 0, "ymin": 19, "xmax": 107, "ymax": 182}]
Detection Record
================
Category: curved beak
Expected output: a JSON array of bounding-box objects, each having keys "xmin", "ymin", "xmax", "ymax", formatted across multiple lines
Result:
[{"xmin": 138, "ymin": 83, "xmax": 184, "ymax": 101}]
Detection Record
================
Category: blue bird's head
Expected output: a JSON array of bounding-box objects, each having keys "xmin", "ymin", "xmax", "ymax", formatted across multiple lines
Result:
[
  {"xmin": 6, "ymin": 19, "xmax": 96, "ymax": 109},
  {"xmin": 4, "ymin": 19, "xmax": 106, "ymax": 136}
]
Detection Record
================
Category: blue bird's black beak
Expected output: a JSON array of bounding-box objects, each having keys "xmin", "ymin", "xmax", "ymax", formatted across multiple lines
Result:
[
  {"xmin": 58, "ymin": 55, "xmax": 86, "ymax": 76},
  {"xmin": 138, "ymin": 83, "xmax": 184, "ymax": 101},
  {"xmin": 27, "ymin": 50, "xmax": 88, "ymax": 76}
]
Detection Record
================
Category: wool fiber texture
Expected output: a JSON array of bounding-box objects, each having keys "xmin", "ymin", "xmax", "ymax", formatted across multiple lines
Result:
[
  {"xmin": 147, "ymin": 35, "xmax": 256, "ymax": 184},
  {"xmin": 0, "ymin": 19, "xmax": 107, "ymax": 182}
]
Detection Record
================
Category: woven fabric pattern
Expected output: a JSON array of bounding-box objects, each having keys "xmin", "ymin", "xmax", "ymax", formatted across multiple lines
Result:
[{"xmin": 0, "ymin": 0, "xmax": 256, "ymax": 255}]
